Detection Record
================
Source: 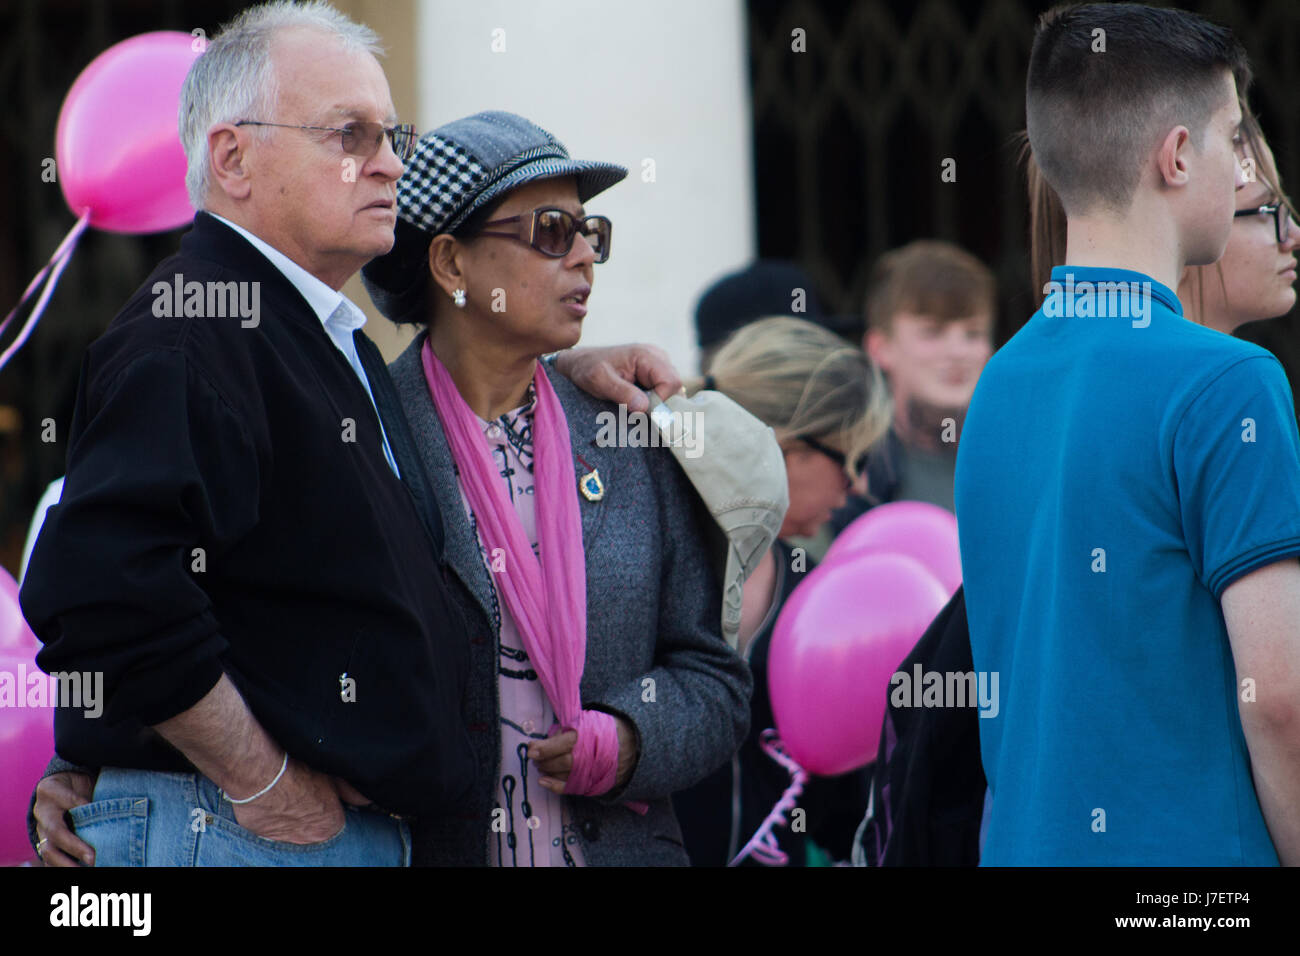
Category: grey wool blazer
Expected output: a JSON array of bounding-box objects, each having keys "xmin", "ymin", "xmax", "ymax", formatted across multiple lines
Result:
[{"xmin": 390, "ymin": 333, "xmax": 753, "ymax": 866}]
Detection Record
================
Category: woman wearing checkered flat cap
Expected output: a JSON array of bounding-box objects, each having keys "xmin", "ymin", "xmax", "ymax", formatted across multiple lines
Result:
[{"xmin": 361, "ymin": 111, "xmax": 751, "ymax": 866}]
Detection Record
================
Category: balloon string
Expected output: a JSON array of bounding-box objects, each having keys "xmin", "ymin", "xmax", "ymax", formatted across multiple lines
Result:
[
  {"xmin": 728, "ymin": 729, "xmax": 809, "ymax": 867},
  {"xmin": 0, "ymin": 256, "xmax": 59, "ymax": 342},
  {"xmin": 0, "ymin": 210, "xmax": 90, "ymax": 340},
  {"xmin": 0, "ymin": 211, "xmax": 91, "ymax": 372}
]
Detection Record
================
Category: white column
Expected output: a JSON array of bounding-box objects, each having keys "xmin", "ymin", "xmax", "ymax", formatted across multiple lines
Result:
[{"xmin": 416, "ymin": 0, "xmax": 754, "ymax": 373}]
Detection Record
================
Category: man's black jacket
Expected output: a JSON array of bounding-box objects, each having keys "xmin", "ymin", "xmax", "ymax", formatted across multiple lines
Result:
[{"xmin": 20, "ymin": 212, "xmax": 477, "ymax": 818}]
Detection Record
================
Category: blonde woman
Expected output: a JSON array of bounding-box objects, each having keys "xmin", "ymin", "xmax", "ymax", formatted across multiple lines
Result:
[{"xmin": 672, "ymin": 316, "xmax": 891, "ymax": 866}]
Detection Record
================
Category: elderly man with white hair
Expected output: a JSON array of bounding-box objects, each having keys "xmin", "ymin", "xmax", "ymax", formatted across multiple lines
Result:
[{"xmin": 21, "ymin": 0, "xmax": 679, "ymax": 867}]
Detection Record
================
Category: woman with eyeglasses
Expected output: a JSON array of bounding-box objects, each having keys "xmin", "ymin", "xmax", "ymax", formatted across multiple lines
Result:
[
  {"xmin": 670, "ymin": 316, "xmax": 893, "ymax": 866},
  {"xmin": 1188, "ymin": 118, "xmax": 1299, "ymax": 331},
  {"xmin": 354, "ymin": 111, "xmax": 750, "ymax": 866}
]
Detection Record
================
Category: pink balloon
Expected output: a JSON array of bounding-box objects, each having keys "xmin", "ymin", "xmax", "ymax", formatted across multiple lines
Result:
[
  {"xmin": 768, "ymin": 552, "xmax": 947, "ymax": 776},
  {"xmin": 824, "ymin": 500, "xmax": 962, "ymax": 596},
  {"xmin": 56, "ymin": 31, "xmax": 202, "ymax": 234},
  {"xmin": 0, "ymin": 567, "xmax": 38, "ymax": 653},
  {"xmin": 0, "ymin": 650, "xmax": 55, "ymax": 865}
]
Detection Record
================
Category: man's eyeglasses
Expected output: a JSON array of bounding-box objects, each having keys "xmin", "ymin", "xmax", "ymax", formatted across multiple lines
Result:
[
  {"xmin": 477, "ymin": 207, "xmax": 613, "ymax": 263},
  {"xmin": 1234, "ymin": 201, "xmax": 1295, "ymax": 244},
  {"xmin": 234, "ymin": 120, "xmax": 417, "ymax": 161}
]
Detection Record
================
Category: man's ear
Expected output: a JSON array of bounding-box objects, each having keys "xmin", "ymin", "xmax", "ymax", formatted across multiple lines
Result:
[
  {"xmin": 208, "ymin": 123, "xmax": 252, "ymax": 201},
  {"xmin": 1156, "ymin": 125, "xmax": 1192, "ymax": 189},
  {"xmin": 865, "ymin": 326, "xmax": 893, "ymax": 372}
]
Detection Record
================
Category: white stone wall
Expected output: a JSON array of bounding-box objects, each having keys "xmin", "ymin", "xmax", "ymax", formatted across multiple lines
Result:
[{"xmin": 415, "ymin": 0, "xmax": 755, "ymax": 374}]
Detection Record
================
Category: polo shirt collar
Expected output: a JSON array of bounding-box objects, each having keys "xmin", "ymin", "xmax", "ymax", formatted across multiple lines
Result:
[{"xmin": 1049, "ymin": 265, "xmax": 1183, "ymax": 316}]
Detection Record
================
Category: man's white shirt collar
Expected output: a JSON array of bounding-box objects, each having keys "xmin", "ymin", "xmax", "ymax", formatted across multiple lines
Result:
[{"xmin": 208, "ymin": 212, "xmax": 366, "ymax": 332}]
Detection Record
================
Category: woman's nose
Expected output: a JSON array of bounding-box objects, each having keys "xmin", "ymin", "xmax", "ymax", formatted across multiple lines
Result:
[
  {"xmin": 1282, "ymin": 213, "xmax": 1300, "ymax": 250},
  {"xmin": 567, "ymin": 230, "xmax": 598, "ymax": 266}
]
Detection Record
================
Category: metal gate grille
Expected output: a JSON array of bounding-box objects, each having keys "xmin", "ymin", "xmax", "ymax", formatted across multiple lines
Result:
[{"xmin": 747, "ymin": 0, "xmax": 1298, "ymax": 342}]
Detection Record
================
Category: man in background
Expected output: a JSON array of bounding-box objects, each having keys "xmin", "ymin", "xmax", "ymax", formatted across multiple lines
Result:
[{"xmin": 825, "ymin": 240, "xmax": 993, "ymax": 547}]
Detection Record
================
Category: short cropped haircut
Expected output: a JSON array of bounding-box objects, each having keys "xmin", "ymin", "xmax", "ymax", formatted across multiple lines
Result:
[
  {"xmin": 1026, "ymin": 2, "xmax": 1251, "ymax": 216},
  {"xmin": 179, "ymin": 1, "xmax": 383, "ymax": 209},
  {"xmin": 864, "ymin": 240, "xmax": 996, "ymax": 334},
  {"xmin": 1022, "ymin": 105, "xmax": 1295, "ymax": 320}
]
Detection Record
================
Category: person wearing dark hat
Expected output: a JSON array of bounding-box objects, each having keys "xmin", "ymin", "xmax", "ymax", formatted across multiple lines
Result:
[
  {"xmin": 694, "ymin": 260, "xmax": 828, "ymax": 372},
  {"xmin": 360, "ymin": 110, "xmax": 751, "ymax": 866}
]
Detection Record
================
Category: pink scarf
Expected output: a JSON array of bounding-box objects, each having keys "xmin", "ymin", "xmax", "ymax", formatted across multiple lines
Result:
[{"xmin": 421, "ymin": 340, "xmax": 625, "ymax": 799}]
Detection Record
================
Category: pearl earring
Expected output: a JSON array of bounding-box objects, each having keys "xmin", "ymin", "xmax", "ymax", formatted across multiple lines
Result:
[{"xmin": 453, "ymin": 289, "xmax": 467, "ymax": 308}]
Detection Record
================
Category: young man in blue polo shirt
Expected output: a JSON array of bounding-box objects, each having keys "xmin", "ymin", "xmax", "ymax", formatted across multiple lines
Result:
[{"xmin": 956, "ymin": 3, "xmax": 1300, "ymax": 865}]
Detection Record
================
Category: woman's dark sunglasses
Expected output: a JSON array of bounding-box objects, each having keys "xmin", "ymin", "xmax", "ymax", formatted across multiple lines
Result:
[
  {"xmin": 1234, "ymin": 201, "xmax": 1295, "ymax": 244},
  {"xmin": 799, "ymin": 435, "xmax": 868, "ymax": 483},
  {"xmin": 477, "ymin": 207, "xmax": 613, "ymax": 262},
  {"xmin": 234, "ymin": 120, "xmax": 417, "ymax": 161}
]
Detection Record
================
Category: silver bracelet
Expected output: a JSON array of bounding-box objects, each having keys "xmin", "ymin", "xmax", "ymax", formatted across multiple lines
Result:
[{"xmin": 221, "ymin": 752, "xmax": 289, "ymax": 805}]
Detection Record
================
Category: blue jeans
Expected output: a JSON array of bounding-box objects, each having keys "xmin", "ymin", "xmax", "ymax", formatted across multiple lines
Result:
[{"xmin": 70, "ymin": 767, "xmax": 411, "ymax": 866}]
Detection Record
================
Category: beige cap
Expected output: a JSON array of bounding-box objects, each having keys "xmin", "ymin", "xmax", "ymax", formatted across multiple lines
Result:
[{"xmin": 644, "ymin": 389, "xmax": 789, "ymax": 650}]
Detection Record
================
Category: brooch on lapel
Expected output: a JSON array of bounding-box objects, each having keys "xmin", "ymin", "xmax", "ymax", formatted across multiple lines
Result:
[{"xmin": 576, "ymin": 453, "xmax": 604, "ymax": 502}]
